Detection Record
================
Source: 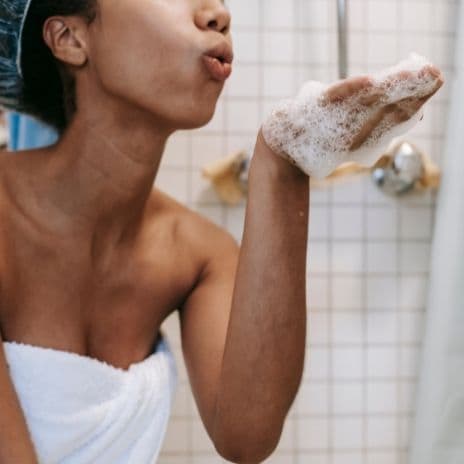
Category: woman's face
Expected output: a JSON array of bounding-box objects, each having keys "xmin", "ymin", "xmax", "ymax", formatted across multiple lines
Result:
[{"xmin": 85, "ymin": 0, "xmax": 233, "ymax": 130}]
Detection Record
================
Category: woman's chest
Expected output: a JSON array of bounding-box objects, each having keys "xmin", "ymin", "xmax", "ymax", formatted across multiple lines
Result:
[{"xmin": 0, "ymin": 210, "xmax": 200, "ymax": 368}]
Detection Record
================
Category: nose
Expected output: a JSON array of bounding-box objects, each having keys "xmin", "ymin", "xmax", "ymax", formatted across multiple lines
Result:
[{"xmin": 195, "ymin": 2, "xmax": 231, "ymax": 34}]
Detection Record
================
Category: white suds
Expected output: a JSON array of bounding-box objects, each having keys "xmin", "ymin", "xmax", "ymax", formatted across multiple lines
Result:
[{"xmin": 261, "ymin": 53, "xmax": 440, "ymax": 178}]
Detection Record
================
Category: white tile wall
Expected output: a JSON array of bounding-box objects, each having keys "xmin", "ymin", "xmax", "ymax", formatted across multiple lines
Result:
[{"xmin": 158, "ymin": 0, "xmax": 457, "ymax": 463}]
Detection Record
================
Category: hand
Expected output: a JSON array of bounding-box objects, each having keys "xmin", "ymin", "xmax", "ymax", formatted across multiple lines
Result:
[{"xmin": 261, "ymin": 56, "xmax": 445, "ymax": 178}]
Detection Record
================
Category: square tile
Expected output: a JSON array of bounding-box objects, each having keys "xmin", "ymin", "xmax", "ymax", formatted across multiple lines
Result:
[
  {"xmin": 332, "ymin": 312, "xmax": 364, "ymax": 344},
  {"xmin": 308, "ymin": 311, "xmax": 330, "ymax": 344},
  {"xmin": 298, "ymin": 0, "xmax": 330, "ymax": 30},
  {"xmin": 399, "ymin": 242, "xmax": 432, "ymax": 273},
  {"xmin": 332, "ymin": 207, "xmax": 363, "ymax": 239},
  {"xmin": 231, "ymin": 30, "xmax": 260, "ymax": 62},
  {"xmin": 227, "ymin": 64, "xmax": 260, "ymax": 97},
  {"xmin": 366, "ymin": 417, "xmax": 398, "ymax": 448},
  {"xmin": 263, "ymin": 0, "xmax": 295, "ymax": 28},
  {"xmin": 399, "ymin": 311, "xmax": 425, "ymax": 344},
  {"xmin": 304, "ymin": 347, "xmax": 330, "ymax": 380},
  {"xmin": 332, "ymin": 276, "xmax": 364, "ymax": 310},
  {"xmin": 332, "ymin": 347, "xmax": 363, "ymax": 380},
  {"xmin": 296, "ymin": 453, "xmax": 329, "ymax": 464},
  {"xmin": 399, "ymin": 380, "xmax": 417, "ymax": 414},
  {"xmin": 297, "ymin": 417, "xmax": 329, "ymax": 450},
  {"xmin": 366, "ymin": 451, "xmax": 401, "ymax": 464},
  {"xmin": 228, "ymin": 0, "xmax": 259, "ymax": 27},
  {"xmin": 309, "ymin": 206, "xmax": 330, "ymax": 239},
  {"xmin": 400, "ymin": 207, "xmax": 433, "ymax": 239},
  {"xmin": 262, "ymin": 65, "xmax": 297, "ymax": 97},
  {"xmin": 162, "ymin": 133, "xmax": 190, "ymax": 168},
  {"xmin": 307, "ymin": 275, "xmax": 329, "ymax": 309},
  {"xmin": 367, "ymin": 381, "xmax": 398, "ymax": 414},
  {"xmin": 308, "ymin": 241, "xmax": 330, "ymax": 273},
  {"xmin": 399, "ymin": 276, "xmax": 428, "ymax": 310},
  {"xmin": 296, "ymin": 381, "xmax": 329, "ymax": 415},
  {"xmin": 332, "ymin": 242, "xmax": 364, "ymax": 273},
  {"xmin": 399, "ymin": 346, "xmax": 421, "ymax": 378},
  {"xmin": 192, "ymin": 419, "xmax": 216, "ymax": 452},
  {"xmin": 226, "ymin": 100, "xmax": 260, "ymax": 132},
  {"xmin": 367, "ymin": 310, "xmax": 397, "ymax": 344},
  {"xmin": 399, "ymin": 415, "xmax": 413, "ymax": 449},
  {"xmin": 332, "ymin": 177, "xmax": 364, "ymax": 203},
  {"xmin": 400, "ymin": 1, "xmax": 432, "ymax": 32},
  {"xmin": 367, "ymin": 1, "xmax": 398, "ymax": 32},
  {"xmin": 157, "ymin": 169, "xmax": 189, "ymax": 204},
  {"xmin": 332, "ymin": 382, "xmax": 363, "ymax": 415},
  {"xmin": 367, "ymin": 33, "xmax": 398, "ymax": 66},
  {"xmin": 297, "ymin": 32, "xmax": 330, "ymax": 65},
  {"xmin": 333, "ymin": 452, "xmax": 365, "ymax": 464},
  {"xmin": 366, "ymin": 276, "xmax": 398, "ymax": 310},
  {"xmin": 263, "ymin": 31, "xmax": 295, "ymax": 64},
  {"xmin": 162, "ymin": 418, "xmax": 190, "ymax": 453},
  {"xmin": 191, "ymin": 135, "xmax": 224, "ymax": 168},
  {"xmin": 333, "ymin": 418, "xmax": 363, "ymax": 449},
  {"xmin": 367, "ymin": 242, "xmax": 397, "ymax": 273},
  {"xmin": 367, "ymin": 347, "xmax": 397, "ymax": 379}
]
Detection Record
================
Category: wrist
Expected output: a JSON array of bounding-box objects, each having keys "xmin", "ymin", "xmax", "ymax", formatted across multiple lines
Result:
[{"xmin": 250, "ymin": 128, "xmax": 309, "ymax": 182}]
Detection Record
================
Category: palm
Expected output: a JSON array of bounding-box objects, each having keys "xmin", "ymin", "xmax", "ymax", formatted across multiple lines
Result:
[
  {"xmin": 261, "ymin": 58, "xmax": 445, "ymax": 178},
  {"xmin": 321, "ymin": 65, "xmax": 444, "ymax": 151}
]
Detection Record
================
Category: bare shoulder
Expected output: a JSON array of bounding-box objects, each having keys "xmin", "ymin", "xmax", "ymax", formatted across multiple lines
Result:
[{"xmin": 152, "ymin": 188, "xmax": 240, "ymax": 274}]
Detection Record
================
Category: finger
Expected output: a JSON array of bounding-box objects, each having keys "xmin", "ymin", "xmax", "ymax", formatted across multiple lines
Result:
[
  {"xmin": 418, "ymin": 64, "xmax": 444, "ymax": 82},
  {"xmin": 428, "ymin": 76, "xmax": 445, "ymax": 96},
  {"xmin": 323, "ymin": 76, "xmax": 373, "ymax": 104},
  {"xmin": 357, "ymin": 87, "xmax": 386, "ymax": 106},
  {"xmin": 394, "ymin": 81, "xmax": 441, "ymax": 115},
  {"xmin": 349, "ymin": 105, "xmax": 393, "ymax": 151},
  {"xmin": 382, "ymin": 69, "xmax": 414, "ymax": 88}
]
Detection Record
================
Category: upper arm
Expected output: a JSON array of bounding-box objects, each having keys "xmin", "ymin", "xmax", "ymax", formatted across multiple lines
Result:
[
  {"xmin": 178, "ymin": 217, "xmax": 240, "ymax": 449},
  {"xmin": 0, "ymin": 330, "xmax": 39, "ymax": 463},
  {"xmin": 0, "ymin": 160, "xmax": 38, "ymax": 462}
]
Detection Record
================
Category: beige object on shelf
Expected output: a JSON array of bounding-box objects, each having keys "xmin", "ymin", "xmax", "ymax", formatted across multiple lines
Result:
[
  {"xmin": 201, "ymin": 150, "xmax": 248, "ymax": 206},
  {"xmin": 202, "ymin": 143, "xmax": 441, "ymax": 205}
]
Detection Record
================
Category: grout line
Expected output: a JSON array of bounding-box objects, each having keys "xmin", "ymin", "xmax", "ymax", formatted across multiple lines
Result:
[
  {"xmin": 396, "ymin": 2, "xmax": 404, "ymax": 462},
  {"xmin": 362, "ymin": 2, "xmax": 370, "ymax": 460}
]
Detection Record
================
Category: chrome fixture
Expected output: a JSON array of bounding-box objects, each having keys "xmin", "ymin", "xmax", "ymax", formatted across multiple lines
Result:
[
  {"xmin": 337, "ymin": 0, "xmax": 348, "ymax": 78},
  {"xmin": 371, "ymin": 141, "xmax": 426, "ymax": 195}
]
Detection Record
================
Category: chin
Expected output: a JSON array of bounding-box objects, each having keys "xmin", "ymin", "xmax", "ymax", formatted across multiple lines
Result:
[{"xmin": 171, "ymin": 104, "xmax": 218, "ymax": 130}]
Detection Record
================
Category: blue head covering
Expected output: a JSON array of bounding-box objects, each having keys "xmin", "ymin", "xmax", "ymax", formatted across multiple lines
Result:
[
  {"xmin": 0, "ymin": 0, "xmax": 33, "ymax": 111},
  {"xmin": 0, "ymin": 0, "xmax": 59, "ymax": 150}
]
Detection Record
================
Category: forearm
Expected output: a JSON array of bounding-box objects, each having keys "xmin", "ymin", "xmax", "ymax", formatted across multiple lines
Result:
[{"xmin": 213, "ymin": 130, "xmax": 309, "ymax": 462}]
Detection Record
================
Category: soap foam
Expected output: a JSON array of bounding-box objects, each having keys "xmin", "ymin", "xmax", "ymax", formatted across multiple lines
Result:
[{"xmin": 261, "ymin": 53, "xmax": 441, "ymax": 178}]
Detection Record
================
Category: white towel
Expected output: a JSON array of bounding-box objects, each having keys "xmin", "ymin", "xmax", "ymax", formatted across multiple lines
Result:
[{"xmin": 2, "ymin": 332, "xmax": 178, "ymax": 464}]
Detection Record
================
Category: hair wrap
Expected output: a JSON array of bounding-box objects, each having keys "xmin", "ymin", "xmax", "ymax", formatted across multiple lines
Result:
[{"xmin": 0, "ymin": 0, "xmax": 33, "ymax": 110}]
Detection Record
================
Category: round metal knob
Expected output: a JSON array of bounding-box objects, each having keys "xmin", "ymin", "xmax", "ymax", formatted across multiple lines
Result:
[{"xmin": 371, "ymin": 142, "xmax": 424, "ymax": 195}]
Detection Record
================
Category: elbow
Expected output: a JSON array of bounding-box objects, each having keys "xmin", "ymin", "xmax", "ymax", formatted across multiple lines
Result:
[
  {"xmin": 216, "ymin": 442, "xmax": 279, "ymax": 464},
  {"xmin": 214, "ymin": 427, "xmax": 282, "ymax": 463}
]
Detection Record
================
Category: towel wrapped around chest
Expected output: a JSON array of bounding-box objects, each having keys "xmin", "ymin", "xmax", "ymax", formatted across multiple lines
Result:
[{"xmin": 2, "ymin": 333, "xmax": 178, "ymax": 464}]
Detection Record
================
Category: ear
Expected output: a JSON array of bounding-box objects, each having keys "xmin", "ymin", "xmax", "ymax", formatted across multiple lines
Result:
[{"xmin": 43, "ymin": 16, "xmax": 89, "ymax": 67}]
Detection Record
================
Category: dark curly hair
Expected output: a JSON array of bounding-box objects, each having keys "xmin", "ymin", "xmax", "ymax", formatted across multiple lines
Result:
[{"xmin": 19, "ymin": 0, "xmax": 97, "ymax": 133}]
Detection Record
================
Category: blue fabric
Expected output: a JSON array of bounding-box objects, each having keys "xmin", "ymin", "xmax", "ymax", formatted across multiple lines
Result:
[
  {"xmin": 6, "ymin": 111, "xmax": 59, "ymax": 150},
  {"xmin": 0, "ymin": 0, "xmax": 34, "ymax": 111}
]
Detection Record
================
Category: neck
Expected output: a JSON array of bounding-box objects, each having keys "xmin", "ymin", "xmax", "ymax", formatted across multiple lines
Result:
[{"xmin": 37, "ymin": 106, "xmax": 174, "ymax": 254}]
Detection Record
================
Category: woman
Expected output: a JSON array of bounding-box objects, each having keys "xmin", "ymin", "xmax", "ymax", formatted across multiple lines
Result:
[{"xmin": 0, "ymin": 0, "xmax": 443, "ymax": 463}]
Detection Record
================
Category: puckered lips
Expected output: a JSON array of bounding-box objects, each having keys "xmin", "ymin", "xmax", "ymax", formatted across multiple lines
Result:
[{"xmin": 202, "ymin": 41, "xmax": 234, "ymax": 82}]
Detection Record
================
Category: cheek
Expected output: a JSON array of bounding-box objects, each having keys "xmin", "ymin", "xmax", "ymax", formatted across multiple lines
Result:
[{"xmin": 89, "ymin": 21, "xmax": 223, "ymax": 127}]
